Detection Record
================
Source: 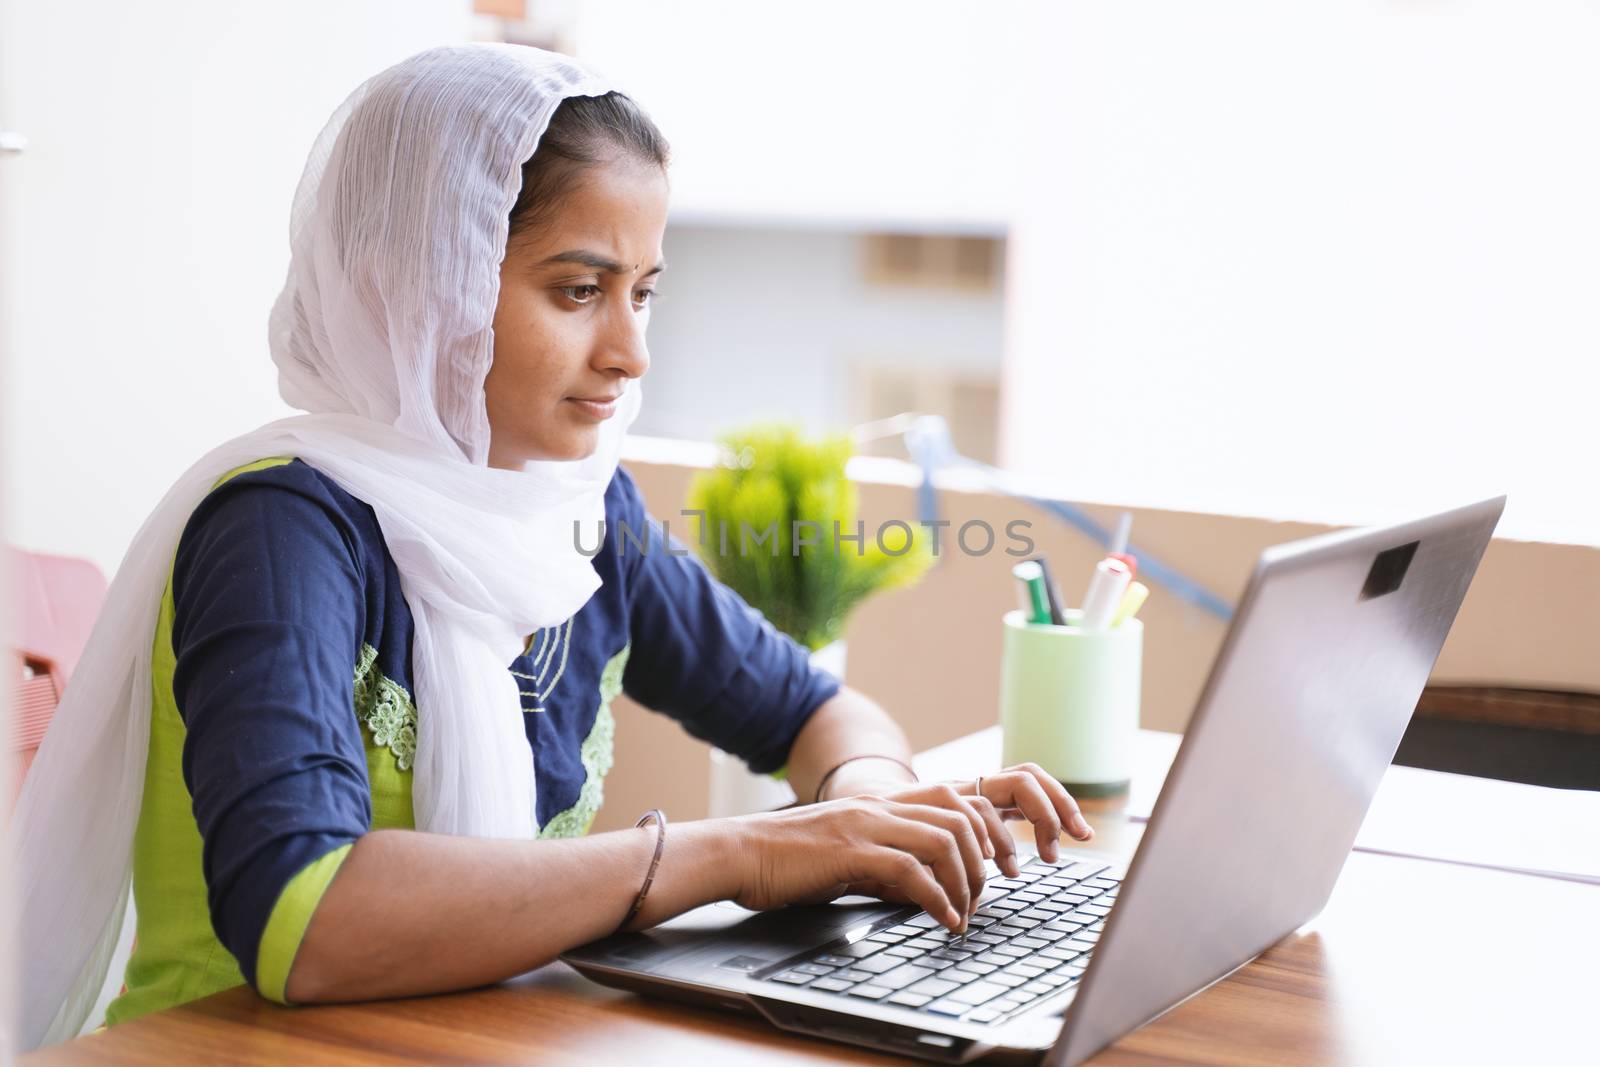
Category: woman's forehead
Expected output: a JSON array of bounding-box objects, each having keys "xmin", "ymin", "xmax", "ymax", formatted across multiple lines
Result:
[{"xmin": 516, "ymin": 160, "xmax": 669, "ymax": 269}]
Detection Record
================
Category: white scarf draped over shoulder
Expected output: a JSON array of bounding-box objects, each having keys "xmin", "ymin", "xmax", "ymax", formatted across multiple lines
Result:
[{"xmin": 13, "ymin": 43, "xmax": 644, "ymax": 1049}]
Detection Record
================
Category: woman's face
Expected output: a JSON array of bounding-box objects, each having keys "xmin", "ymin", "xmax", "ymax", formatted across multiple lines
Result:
[{"xmin": 485, "ymin": 155, "xmax": 669, "ymax": 468}]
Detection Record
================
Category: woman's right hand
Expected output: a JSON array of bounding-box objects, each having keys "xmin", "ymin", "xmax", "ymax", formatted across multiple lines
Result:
[{"xmin": 726, "ymin": 795, "xmax": 991, "ymax": 932}]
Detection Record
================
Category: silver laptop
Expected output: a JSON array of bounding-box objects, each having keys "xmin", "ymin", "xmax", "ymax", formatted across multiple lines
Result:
[{"xmin": 562, "ymin": 497, "xmax": 1504, "ymax": 1064}]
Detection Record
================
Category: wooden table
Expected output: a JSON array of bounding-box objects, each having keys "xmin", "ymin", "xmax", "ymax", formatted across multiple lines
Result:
[{"xmin": 27, "ymin": 732, "xmax": 1599, "ymax": 1065}]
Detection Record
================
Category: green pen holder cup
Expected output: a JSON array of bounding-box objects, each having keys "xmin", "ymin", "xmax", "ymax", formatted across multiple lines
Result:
[{"xmin": 998, "ymin": 609, "xmax": 1142, "ymax": 797}]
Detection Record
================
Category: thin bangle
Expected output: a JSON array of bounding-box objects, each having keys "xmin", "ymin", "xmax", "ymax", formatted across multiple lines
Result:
[
  {"xmin": 812, "ymin": 754, "xmax": 919, "ymax": 804},
  {"xmin": 616, "ymin": 809, "xmax": 667, "ymax": 934}
]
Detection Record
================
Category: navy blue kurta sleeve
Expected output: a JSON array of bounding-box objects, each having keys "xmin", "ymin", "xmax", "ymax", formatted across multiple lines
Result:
[
  {"xmin": 169, "ymin": 467, "xmax": 375, "ymax": 985},
  {"xmin": 612, "ymin": 467, "xmax": 842, "ymax": 773}
]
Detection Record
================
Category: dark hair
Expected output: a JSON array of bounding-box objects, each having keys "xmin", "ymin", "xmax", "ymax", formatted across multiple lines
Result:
[{"xmin": 507, "ymin": 92, "xmax": 670, "ymax": 245}]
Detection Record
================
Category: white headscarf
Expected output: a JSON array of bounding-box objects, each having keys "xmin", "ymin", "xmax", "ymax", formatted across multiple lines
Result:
[{"xmin": 13, "ymin": 43, "xmax": 646, "ymax": 1048}]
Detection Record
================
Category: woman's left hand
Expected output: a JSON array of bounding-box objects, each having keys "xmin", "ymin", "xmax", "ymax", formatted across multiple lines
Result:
[{"xmin": 829, "ymin": 763, "xmax": 1094, "ymax": 879}]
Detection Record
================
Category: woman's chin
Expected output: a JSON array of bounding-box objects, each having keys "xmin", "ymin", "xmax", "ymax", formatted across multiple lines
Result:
[
  {"xmin": 537, "ymin": 428, "xmax": 601, "ymax": 464},
  {"xmin": 487, "ymin": 428, "xmax": 601, "ymax": 469}
]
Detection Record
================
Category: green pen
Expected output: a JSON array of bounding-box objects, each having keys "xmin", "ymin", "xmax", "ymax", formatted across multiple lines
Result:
[{"xmin": 1011, "ymin": 560, "xmax": 1054, "ymax": 625}]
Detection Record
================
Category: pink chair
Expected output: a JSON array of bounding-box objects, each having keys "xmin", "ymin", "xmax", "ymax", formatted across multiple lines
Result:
[{"xmin": 10, "ymin": 549, "xmax": 107, "ymax": 808}]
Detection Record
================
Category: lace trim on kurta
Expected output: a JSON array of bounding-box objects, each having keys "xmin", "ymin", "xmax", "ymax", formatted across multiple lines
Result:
[
  {"xmin": 539, "ymin": 642, "xmax": 631, "ymax": 838},
  {"xmin": 353, "ymin": 643, "xmax": 418, "ymax": 772}
]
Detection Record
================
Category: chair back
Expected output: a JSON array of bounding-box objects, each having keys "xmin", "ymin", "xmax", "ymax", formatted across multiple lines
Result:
[{"xmin": 10, "ymin": 549, "xmax": 108, "ymax": 806}]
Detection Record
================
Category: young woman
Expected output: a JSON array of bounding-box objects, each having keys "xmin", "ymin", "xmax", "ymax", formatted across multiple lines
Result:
[{"xmin": 15, "ymin": 44, "xmax": 1091, "ymax": 1047}]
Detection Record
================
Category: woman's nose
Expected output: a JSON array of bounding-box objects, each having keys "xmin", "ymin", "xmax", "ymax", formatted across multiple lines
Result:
[{"xmin": 596, "ymin": 302, "xmax": 650, "ymax": 379}]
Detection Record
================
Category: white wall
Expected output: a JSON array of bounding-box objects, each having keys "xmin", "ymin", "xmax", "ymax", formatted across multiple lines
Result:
[
  {"xmin": 571, "ymin": 0, "xmax": 1023, "ymax": 233},
  {"xmin": 634, "ymin": 224, "xmax": 1004, "ymax": 442},
  {"xmin": 1003, "ymin": 2, "xmax": 1600, "ymax": 546},
  {"xmin": 1, "ymin": 1, "xmax": 472, "ymax": 576}
]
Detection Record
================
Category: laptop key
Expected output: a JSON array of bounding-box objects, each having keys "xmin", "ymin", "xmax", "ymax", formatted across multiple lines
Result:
[
  {"xmin": 889, "ymin": 924, "xmax": 923, "ymax": 936},
  {"xmin": 975, "ymin": 951, "xmax": 1015, "ymax": 966},
  {"xmin": 793, "ymin": 963, "xmax": 836, "ymax": 975},
  {"xmin": 930, "ymin": 948, "xmax": 975, "ymax": 962},
  {"xmin": 1074, "ymin": 932, "xmax": 1100, "ymax": 944},
  {"xmin": 955, "ymin": 961, "xmax": 999, "ymax": 976},
  {"xmin": 809, "ymin": 978, "xmax": 853, "ymax": 993},
  {"xmin": 990, "ymin": 972, "xmax": 1027, "ymax": 988},
  {"xmin": 834, "ymin": 968, "xmax": 871, "ymax": 983},
  {"xmin": 874, "ymin": 964, "xmax": 937, "ymax": 990},
  {"xmin": 906, "ymin": 914, "xmax": 942, "ymax": 928},
  {"xmin": 1065, "ymin": 939, "xmax": 1097, "ymax": 953},
  {"xmin": 908, "ymin": 936, "xmax": 944, "ymax": 950},
  {"xmin": 888, "ymin": 991, "xmax": 933, "ymax": 1008},
  {"xmin": 968, "ymin": 933, "xmax": 1007, "ymax": 947},
  {"xmin": 949, "ymin": 981, "xmax": 1010, "ymax": 1006},
  {"xmin": 906, "ymin": 977, "xmax": 960, "ymax": 998},
  {"xmin": 1004, "ymin": 964, "xmax": 1047, "ymax": 980},
  {"xmin": 993, "ymin": 944, "xmax": 1031, "ymax": 958},
  {"xmin": 924, "ymin": 998, "xmax": 970, "ymax": 1017},
  {"xmin": 770, "ymin": 970, "xmax": 814, "ymax": 985},
  {"xmin": 939, "ymin": 968, "xmax": 981, "ymax": 986},
  {"xmin": 965, "ymin": 1008, "xmax": 1003, "ymax": 1024},
  {"xmin": 1023, "ymin": 981, "xmax": 1053, "ymax": 995},
  {"xmin": 811, "ymin": 954, "xmax": 854, "ymax": 967},
  {"xmin": 867, "ymin": 931, "xmax": 906, "ymax": 944},
  {"xmin": 1013, "ymin": 936, "xmax": 1049, "ymax": 950},
  {"xmin": 856, "ymin": 954, "xmax": 906, "ymax": 975},
  {"xmin": 849, "ymin": 985, "xmax": 893, "ymax": 1000},
  {"xmin": 833, "ymin": 941, "xmax": 882, "ymax": 959}
]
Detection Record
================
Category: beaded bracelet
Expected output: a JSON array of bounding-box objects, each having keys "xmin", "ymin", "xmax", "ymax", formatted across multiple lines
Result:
[
  {"xmin": 616, "ymin": 808, "xmax": 667, "ymax": 934},
  {"xmin": 812, "ymin": 754, "xmax": 919, "ymax": 804}
]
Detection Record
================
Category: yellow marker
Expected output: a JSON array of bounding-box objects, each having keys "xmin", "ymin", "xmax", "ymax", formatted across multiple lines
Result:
[{"xmin": 1111, "ymin": 581, "xmax": 1149, "ymax": 628}]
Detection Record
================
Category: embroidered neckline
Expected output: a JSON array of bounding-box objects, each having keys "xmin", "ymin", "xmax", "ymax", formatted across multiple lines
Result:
[{"xmin": 511, "ymin": 617, "xmax": 574, "ymax": 704}]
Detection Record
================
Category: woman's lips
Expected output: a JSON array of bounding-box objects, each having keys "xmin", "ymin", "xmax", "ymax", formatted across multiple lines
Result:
[{"xmin": 566, "ymin": 395, "xmax": 620, "ymax": 420}]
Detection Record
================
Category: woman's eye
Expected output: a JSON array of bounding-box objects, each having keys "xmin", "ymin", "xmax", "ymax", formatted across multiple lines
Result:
[
  {"xmin": 632, "ymin": 288, "xmax": 659, "ymax": 309},
  {"xmin": 561, "ymin": 284, "xmax": 602, "ymax": 304}
]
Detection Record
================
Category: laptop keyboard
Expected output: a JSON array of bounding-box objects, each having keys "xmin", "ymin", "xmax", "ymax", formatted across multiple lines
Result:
[{"xmin": 758, "ymin": 856, "xmax": 1120, "ymax": 1027}]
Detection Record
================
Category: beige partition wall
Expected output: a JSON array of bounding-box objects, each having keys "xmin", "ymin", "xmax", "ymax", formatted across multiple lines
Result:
[{"xmin": 595, "ymin": 444, "xmax": 1600, "ymax": 831}]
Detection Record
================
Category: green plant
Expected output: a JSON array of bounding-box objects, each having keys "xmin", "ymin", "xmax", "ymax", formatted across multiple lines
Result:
[{"xmin": 686, "ymin": 422, "xmax": 934, "ymax": 652}]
